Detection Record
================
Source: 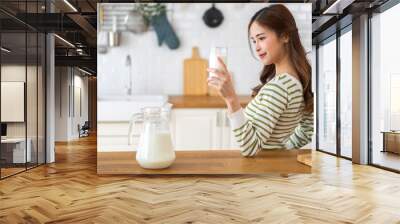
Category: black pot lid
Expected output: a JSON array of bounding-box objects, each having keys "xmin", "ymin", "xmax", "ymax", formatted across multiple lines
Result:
[{"xmin": 203, "ymin": 4, "xmax": 224, "ymax": 28}]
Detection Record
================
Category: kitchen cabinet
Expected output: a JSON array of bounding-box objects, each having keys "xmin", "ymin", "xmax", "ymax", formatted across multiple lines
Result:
[
  {"xmin": 97, "ymin": 95, "xmax": 251, "ymax": 152},
  {"xmin": 170, "ymin": 108, "xmax": 240, "ymax": 150},
  {"xmin": 97, "ymin": 95, "xmax": 168, "ymax": 152},
  {"xmin": 98, "ymin": 109, "xmax": 242, "ymax": 152},
  {"xmin": 97, "ymin": 122, "xmax": 140, "ymax": 151}
]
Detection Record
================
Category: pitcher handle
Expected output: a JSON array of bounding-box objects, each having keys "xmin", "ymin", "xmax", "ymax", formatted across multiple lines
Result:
[{"xmin": 128, "ymin": 112, "xmax": 143, "ymax": 145}]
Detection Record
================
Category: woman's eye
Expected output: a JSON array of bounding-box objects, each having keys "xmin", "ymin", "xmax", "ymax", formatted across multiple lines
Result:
[{"xmin": 259, "ymin": 37, "xmax": 265, "ymax": 41}]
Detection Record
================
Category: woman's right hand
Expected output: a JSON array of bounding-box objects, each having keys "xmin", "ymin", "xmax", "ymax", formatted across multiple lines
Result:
[
  {"xmin": 207, "ymin": 57, "xmax": 241, "ymax": 114},
  {"xmin": 207, "ymin": 57, "xmax": 236, "ymax": 101}
]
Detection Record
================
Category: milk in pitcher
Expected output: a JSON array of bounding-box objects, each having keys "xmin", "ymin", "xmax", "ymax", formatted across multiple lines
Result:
[{"xmin": 136, "ymin": 123, "xmax": 175, "ymax": 169}]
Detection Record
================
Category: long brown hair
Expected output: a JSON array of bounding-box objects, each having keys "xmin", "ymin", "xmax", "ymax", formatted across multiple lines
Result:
[{"xmin": 248, "ymin": 4, "xmax": 313, "ymax": 113}]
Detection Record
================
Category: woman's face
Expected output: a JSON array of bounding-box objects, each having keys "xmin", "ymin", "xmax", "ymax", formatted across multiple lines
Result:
[{"xmin": 249, "ymin": 22, "xmax": 287, "ymax": 65}]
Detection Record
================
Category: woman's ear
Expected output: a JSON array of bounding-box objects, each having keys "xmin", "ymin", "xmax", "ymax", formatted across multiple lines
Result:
[{"xmin": 282, "ymin": 34, "xmax": 289, "ymax": 44}]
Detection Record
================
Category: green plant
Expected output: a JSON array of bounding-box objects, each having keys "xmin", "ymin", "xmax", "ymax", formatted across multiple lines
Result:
[{"xmin": 137, "ymin": 3, "xmax": 166, "ymax": 23}]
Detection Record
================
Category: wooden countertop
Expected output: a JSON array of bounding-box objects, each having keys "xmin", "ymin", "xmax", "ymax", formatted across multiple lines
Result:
[
  {"xmin": 168, "ymin": 95, "xmax": 252, "ymax": 108},
  {"xmin": 97, "ymin": 149, "xmax": 311, "ymax": 175}
]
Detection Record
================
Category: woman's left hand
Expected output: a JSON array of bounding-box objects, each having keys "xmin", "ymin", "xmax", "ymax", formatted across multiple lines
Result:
[{"xmin": 207, "ymin": 57, "xmax": 237, "ymax": 103}]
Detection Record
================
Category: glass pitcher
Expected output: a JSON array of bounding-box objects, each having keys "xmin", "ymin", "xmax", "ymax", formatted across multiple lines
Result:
[{"xmin": 129, "ymin": 105, "xmax": 175, "ymax": 169}]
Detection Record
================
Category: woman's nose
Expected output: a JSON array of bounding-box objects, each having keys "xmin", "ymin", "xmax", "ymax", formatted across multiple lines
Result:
[{"xmin": 255, "ymin": 42, "xmax": 261, "ymax": 52}]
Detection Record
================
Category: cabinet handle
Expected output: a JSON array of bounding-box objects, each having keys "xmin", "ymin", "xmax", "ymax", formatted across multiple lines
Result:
[
  {"xmin": 225, "ymin": 112, "xmax": 230, "ymax": 127},
  {"xmin": 216, "ymin": 111, "xmax": 221, "ymax": 127}
]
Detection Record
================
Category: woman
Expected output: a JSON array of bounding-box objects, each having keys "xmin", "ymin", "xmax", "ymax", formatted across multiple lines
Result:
[{"xmin": 207, "ymin": 4, "xmax": 314, "ymax": 157}]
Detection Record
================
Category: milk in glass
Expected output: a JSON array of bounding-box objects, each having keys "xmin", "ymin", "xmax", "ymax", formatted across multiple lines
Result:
[{"xmin": 209, "ymin": 47, "xmax": 227, "ymax": 78}]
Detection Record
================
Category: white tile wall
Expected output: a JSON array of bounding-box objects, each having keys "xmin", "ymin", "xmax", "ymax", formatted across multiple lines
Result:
[{"xmin": 98, "ymin": 3, "xmax": 312, "ymax": 97}]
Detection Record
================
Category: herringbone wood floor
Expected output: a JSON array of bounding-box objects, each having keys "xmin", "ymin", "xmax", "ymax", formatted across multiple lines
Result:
[{"xmin": 0, "ymin": 135, "xmax": 399, "ymax": 224}]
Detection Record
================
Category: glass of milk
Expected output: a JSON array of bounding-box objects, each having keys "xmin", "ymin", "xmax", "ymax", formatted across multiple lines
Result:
[{"xmin": 209, "ymin": 47, "xmax": 227, "ymax": 78}]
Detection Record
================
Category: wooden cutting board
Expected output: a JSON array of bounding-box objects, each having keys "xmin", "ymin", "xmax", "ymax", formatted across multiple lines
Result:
[{"xmin": 183, "ymin": 47, "xmax": 208, "ymax": 95}]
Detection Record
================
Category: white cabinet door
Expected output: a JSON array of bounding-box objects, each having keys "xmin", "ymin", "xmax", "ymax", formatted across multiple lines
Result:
[
  {"xmin": 171, "ymin": 109, "xmax": 222, "ymax": 150},
  {"xmin": 97, "ymin": 122, "xmax": 140, "ymax": 151}
]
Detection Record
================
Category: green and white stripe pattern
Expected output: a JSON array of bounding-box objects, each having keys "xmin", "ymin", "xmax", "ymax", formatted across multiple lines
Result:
[{"xmin": 229, "ymin": 73, "xmax": 314, "ymax": 157}]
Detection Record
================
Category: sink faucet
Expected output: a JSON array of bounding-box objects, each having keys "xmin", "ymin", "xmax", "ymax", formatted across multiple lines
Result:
[{"xmin": 125, "ymin": 55, "xmax": 132, "ymax": 96}]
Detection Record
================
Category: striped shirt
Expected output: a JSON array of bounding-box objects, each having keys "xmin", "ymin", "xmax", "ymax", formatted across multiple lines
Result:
[{"xmin": 228, "ymin": 73, "xmax": 314, "ymax": 157}]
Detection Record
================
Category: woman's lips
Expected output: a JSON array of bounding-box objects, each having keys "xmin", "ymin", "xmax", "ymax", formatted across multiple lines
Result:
[{"xmin": 259, "ymin": 53, "xmax": 267, "ymax": 59}]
